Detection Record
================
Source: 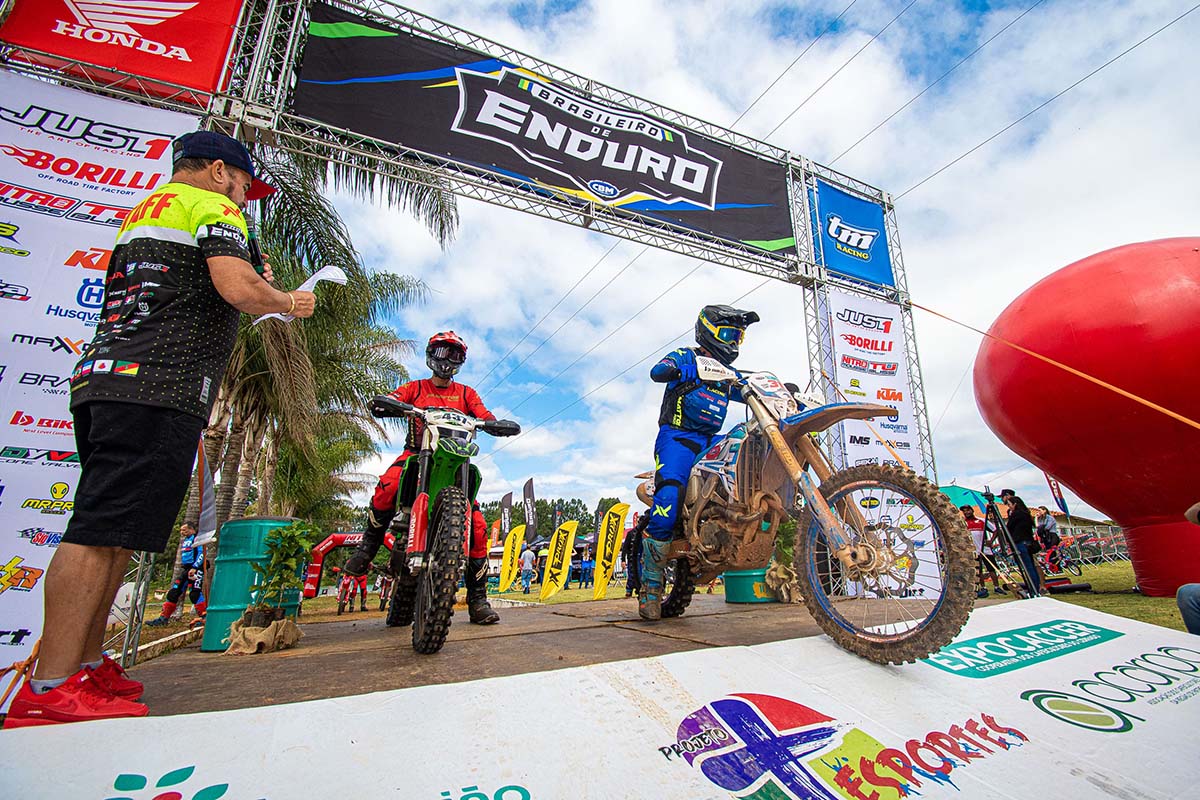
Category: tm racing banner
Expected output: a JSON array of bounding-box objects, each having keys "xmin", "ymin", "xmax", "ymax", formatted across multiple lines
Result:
[{"xmin": 293, "ymin": 2, "xmax": 796, "ymax": 257}]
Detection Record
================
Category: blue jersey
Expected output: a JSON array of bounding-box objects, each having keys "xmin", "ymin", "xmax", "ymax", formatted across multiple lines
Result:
[
  {"xmin": 180, "ymin": 535, "xmax": 204, "ymax": 569},
  {"xmin": 652, "ymin": 348, "xmax": 743, "ymax": 434}
]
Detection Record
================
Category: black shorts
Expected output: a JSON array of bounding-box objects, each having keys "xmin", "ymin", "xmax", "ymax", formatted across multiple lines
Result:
[{"xmin": 63, "ymin": 401, "xmax": 204, "ymax": 553}]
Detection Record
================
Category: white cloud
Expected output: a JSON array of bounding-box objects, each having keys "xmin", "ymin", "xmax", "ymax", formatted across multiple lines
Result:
[{"xmin": 331, "ymin": 0, "xmax": 1197, "ymax": 520}]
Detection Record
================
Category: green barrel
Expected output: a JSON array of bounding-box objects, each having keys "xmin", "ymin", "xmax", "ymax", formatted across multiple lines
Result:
[
  {"xmin": 200, "ymin": 516, "xmax": 296, "ymax": 651},
  {"xmin": 723, "ymin": 568, "xmax": 776, "ymax": 604}
]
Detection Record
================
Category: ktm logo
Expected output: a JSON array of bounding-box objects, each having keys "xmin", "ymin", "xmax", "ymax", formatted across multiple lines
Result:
[
  {"xmin": 53, "ymin": 1, "xmax": 197, "ymax": 62},
  {"xmin": 65, "ymin": 247, "xmax": 111, "ymax": 271},
  {"xmin": 877, "ymin": 388, "xmax": 904, "ymax": 402}
]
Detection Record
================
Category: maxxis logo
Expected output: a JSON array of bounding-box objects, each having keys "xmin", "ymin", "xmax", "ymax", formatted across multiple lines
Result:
[{"xmin": 1021, "ymin": 645, "xmax": 1200, "ymax": 733}]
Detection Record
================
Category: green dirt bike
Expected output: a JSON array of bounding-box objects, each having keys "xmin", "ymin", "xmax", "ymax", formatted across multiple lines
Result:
[{"xmin": 369, "ymin": 395, "xmax": 520, "ymax": 654}]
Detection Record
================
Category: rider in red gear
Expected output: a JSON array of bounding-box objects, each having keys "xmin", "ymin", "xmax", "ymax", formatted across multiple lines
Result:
[{"xmin": 344, "ymin": 331, "xmax": 501, "ymax": 624}]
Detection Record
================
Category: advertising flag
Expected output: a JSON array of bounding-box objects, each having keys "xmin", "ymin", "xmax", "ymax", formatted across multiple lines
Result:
[
  {"xmin": 812, "ymin": 179, "xmax": 895, "ymax": 287},
  {"xmin": 522, "ymin": 478, "xmax": 537, "ymax": 541},
  {"xmin": 498, "ymin": 524, "xmax": 527, "ymax": 593},
  {"xmin": 192, "ymin": 435, "xmax": 217, "ymax": 547},
  {"xmin": 489, "ymin": 519, "xmax": 501, "ymax": 546},
  {"xmin": 539, "ymin": 520, "xmax": 577, "ymax": 601},
  {"xmin": 0, "ymin": 0, "xmax": 245, "ymax": 100},
  {"xmin": 1045, "ymin": 473, "xmax": 1071, "ymax": 516},
  {"xmin": 293, "ymin": 3, "xmax": 795, "ymax": 258},
  {"xmin": 593, "ymin": 503, "xmax": 630, "ymax": 600},
  {"xmin": 500, "ymin": 491, "xmax": 512, "ymax": 537}
]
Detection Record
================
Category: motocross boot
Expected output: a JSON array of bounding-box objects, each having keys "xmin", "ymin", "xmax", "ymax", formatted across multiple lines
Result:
[
  {"xmin": 639, "ymin": 538, "xmax": 671, "ymax": 621},
  {"xmin": 345, "ymin": 506, "xmax": 394, "ymax": 576},
  {"xmin": 465, "ymin": 557, "xmax": 500, "ymax": 625}
]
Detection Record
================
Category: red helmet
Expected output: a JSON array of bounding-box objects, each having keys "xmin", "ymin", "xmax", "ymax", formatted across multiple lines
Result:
[{"xmin": 426, "ymin": 331, "xmax": 467, "ymax": 379}]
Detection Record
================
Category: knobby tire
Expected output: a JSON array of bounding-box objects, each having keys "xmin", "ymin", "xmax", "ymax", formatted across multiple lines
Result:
[
  {"xmin": 793, "ymin": 464, "xmax": 975, "ymax": 665},
  {"xmin": 412, "ymin": 486, "xmax": 467, "ymax": 654}
]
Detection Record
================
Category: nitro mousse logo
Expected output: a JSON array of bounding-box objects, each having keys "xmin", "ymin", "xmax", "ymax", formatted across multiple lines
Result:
[{"xmin": 454, "ymin": 68, "xmax": 722, "ymax": 208}]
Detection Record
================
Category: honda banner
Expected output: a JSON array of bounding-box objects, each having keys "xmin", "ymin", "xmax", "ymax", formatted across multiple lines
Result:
[
  {"xmin": 0, "ymin": 0, "xmax": 245, "ymax": 98},
  {"xmin": 293, "ymin": 2, "xmax": 796, "ymax": 257},
  {"xmin": 812, "ymin": 178, "xmax": 895, "ymax": 288},
  {"xmin": 0, "ymin": 70, "xmax": 196, "ymax": 709}
]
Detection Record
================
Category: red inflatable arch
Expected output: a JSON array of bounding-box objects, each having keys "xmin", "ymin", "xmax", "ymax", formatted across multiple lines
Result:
[
  {"xmin": 974, "ymin": 238, "xmax": 1200, "ymax": 596},
  {"xmin": 302, "ymin": 531, "xmax": 396, "ymax": 598}
]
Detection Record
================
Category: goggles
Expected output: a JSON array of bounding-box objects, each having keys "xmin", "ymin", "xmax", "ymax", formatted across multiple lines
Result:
[
  {"xmin": 701, "ymin": 315, "xmax": 746, "ymax": 344},
  {"xmin": 430, "ymin": 345, "xmax": 466, "ymax": 364}
]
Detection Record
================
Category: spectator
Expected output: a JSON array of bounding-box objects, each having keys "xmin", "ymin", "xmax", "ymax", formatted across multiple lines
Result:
[
  {"xmin": 519, "ymin": 548, "xmax": 535, "ymax": 594},
  {"xmin": 1178, "ymin": 584, "xmax": 1200, "ymax": 635},
  {"xmin": 4, "ymin": 131, "xmax": 315, "ymax": 730},
  {"xmin": 1035, "ymin": 506, "xmax": 1061, "ymax": 550},
  {"xmin": 582, "ymin": 550, "xmax": 595, "ymax": 589},
  {"xmin": 962, "ymin": 506, "xmax": 999, "ymax": 599},
  {"xmin": 1004, "ymin": 495, "xmax": 1042, "ymax": 595},
  {"xmin": 537, "ymin": 547, "xmax": 549, "ymax": 584},
  {"xmin": 622, "ymin": 516, "xmax": 647, "ymax": 598}
]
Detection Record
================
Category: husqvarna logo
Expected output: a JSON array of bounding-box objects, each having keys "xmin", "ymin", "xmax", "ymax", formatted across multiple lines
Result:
[
  {"xmin": 52, "ymin": 0, "xmax": 196, "ymax": 62},
  {"xmin": 826, "ymin": 214, "xmax": 879, "ymax": 260}
]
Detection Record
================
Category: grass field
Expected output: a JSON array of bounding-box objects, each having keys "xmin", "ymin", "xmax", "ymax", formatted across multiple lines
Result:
[{"xmin": 1049, "ymin": 560, "xmax": 1188, "ymax": 632}]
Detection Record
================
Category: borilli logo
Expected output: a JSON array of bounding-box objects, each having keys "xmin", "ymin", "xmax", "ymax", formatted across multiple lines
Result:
[{"xmin": 663, "ymin": 693, "xmax": 1028, "ymax": 799}]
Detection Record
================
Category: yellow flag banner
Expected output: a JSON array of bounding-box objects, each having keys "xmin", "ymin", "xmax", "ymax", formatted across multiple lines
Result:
[
  {"xmin": 593, "ymin": 503, "xmax": 630, "ymax": 600},
  {"xmin": 498, "ymin": 524, "xmax": 527, "ymax": 593},
  {"xmin": 540, "ymin": 520, "xmax": 578, "ymax": 601}
]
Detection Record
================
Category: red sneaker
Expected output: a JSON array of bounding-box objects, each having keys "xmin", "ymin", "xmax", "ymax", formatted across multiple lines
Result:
[
  {"xmin": 90, "ymin": 654, "xmax": 144, "ymax": 701},
  {"xmin": 2, "ymin": 669, "xmax": 148, "ymax": 729}
]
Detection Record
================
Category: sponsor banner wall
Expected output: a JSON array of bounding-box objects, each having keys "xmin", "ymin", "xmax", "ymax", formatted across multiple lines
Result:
[
  {"xmin": 812, "ymin": 178, "xmax": 895, "ymax": 287},
  {"xmin": 0, "ymin": 0, "xmax": 245, "ymax": 98},
  {"xmin": 293, "ymin": 2, "xmax": 796, "ymax": 258},
  {"xmin": 2, "ymin": 600, "xmax": 1194, "ymax": 798},
  {"xmin": 0, "ymin": 70, "xmax": 196, "ymax": 706}
]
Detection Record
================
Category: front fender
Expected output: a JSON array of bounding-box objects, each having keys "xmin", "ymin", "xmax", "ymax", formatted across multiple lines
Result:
[{"xmin": 780, "ymin": 402, "xmax": 897, "ymax": 437}]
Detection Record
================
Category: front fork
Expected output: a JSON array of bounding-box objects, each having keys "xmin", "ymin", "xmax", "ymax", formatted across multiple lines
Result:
[{"xmin": 745, "ymin": 395, "xmax": 878, "ymax": 575}]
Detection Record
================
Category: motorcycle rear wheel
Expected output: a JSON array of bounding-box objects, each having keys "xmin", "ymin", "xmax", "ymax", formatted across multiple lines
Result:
[
  {"xmin": 794, "ymin": 464, "xmax": 974, "ymax": 664},
  {"xmin": 412, "ymin": 486, "xmax": 467, "ymax": 654}
]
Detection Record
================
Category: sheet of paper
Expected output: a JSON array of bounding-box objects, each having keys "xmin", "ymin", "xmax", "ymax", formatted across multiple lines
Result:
[{"xmin": 254, "ymin": 264, "xmax": 348, "ymax": 325}]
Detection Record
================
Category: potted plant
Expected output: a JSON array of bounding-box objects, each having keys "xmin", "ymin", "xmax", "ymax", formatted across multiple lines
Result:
[{"xmin": 245, "ymin": 521, "xmax": 316, "ymax": 628}]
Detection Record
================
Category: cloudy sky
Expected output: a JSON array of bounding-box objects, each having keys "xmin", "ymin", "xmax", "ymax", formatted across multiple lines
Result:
[{"xmin": 330, "ymin": 0, "xmax": 1199, "ymax": 520}]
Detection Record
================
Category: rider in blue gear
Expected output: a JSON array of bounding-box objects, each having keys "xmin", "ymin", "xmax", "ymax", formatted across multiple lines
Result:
[{"xmin": 640, "ymin": 305, "xmax": 760, "ymax": 620}]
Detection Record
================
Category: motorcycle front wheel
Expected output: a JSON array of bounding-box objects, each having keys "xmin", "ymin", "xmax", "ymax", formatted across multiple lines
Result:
[
  {"xmin": 412, "ymin": 486, "xmax": 467, "ymax": 654},
  {"xmin": 794, "ymin": 464, "xmax": 974, "ymax": 664}
]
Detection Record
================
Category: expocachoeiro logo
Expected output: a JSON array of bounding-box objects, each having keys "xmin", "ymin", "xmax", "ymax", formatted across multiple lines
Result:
[{"xmin": 662, "ymin": 692, "xmax": 1027, "ymax": 799}]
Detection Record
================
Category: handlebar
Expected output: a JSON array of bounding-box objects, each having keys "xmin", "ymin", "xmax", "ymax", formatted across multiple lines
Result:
[{"xmin": 368, "ymin": 395, "xmax": 521, "ymax": 437}]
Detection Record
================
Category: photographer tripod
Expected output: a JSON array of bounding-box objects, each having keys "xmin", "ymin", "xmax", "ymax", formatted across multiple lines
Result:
[{"xmin": 980, "ymin": 488, "xmax": 1041, "ymax": 598}]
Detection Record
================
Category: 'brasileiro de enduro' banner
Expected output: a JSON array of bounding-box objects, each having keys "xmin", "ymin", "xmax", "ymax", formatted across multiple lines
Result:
[
  {"xmin": 292, "ymin": 2, "xmax": 796, "ymax": 257},
  {"xmin": 0, "ymin": 70, "xmax": 197, "ymax": 708}
]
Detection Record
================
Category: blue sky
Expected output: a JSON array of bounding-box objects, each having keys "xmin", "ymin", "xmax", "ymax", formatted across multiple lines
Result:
[{"xmin": 333, "ymin": 0, "xmax": 1200, "ymax": 519}]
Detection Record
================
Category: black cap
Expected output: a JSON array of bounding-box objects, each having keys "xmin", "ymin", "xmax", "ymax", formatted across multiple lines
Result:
[
  {"xmin": 999, "ymin": 488, "xmax": 1015, "ymax": 498},
  {"xmin": 172, "ymin": 130, "xmax": 275, "ymax": 200}
]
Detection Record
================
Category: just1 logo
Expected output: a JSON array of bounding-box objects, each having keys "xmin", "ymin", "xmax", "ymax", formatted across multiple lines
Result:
[
  {"xmin": 836, "ymin": 309, "xmax": 893, "ymax": 334},
  {"xmin": 662, "ymin": 693, "xmax": 1028, "ymax": 799},
  {"xmin": 0, "ymin": 445, "xmax": 80, "ymax": 468},
  {"xmin": 0, "ymin": 554, "xmax": 44, "ymax": 595},
  {"xmin": 22, "ymin": 481, "xmax": 73, "ymax": 515},
  {"xmin": 455, "ymin": 68, "xmax": 722, "ymax": 209},
  {"xmin": 0, "ymin": 102, "xmax": 173, "ymax": 158},
  {"xmin": 826, "ymin": 214, "xmax": 880, "ymax": 260},
  {"xmin": 1021, "ymin": 644, "xmax": 1200, "ymax": 733}
]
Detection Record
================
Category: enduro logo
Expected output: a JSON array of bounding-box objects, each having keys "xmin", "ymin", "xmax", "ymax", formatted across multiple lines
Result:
[
  {"xmin": 454, "ymin": 68, "xmax": 723, "ymax": 209},
  {"xmin": 52, "ymin": 0, "xmax": 196, "ymax": 62},
  {"xmin": 826, "ymin": 214, "xmax": 880, "ymax": 260},
  {"xmin": 0, "ymin": 102, "xmax": 173, "ymax": 158},
  {"xmin": 663, "ymin": 693, "xmax": 1028, "ymax": 799}
]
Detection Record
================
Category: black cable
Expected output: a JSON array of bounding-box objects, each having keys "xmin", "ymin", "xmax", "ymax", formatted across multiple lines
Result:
[
  {"xmin": 897, "ymin": 2, "xmax": 1200, "ymax": 199},
  {"xmin": 829, "ymin": 0, "xmax": 1046, "ymax": 166}
]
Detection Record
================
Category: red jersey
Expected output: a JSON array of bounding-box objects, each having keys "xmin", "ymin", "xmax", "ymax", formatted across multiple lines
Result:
[{"xmin": 389, "ymin": 378, "xmax": 494, "ymax": 450}]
